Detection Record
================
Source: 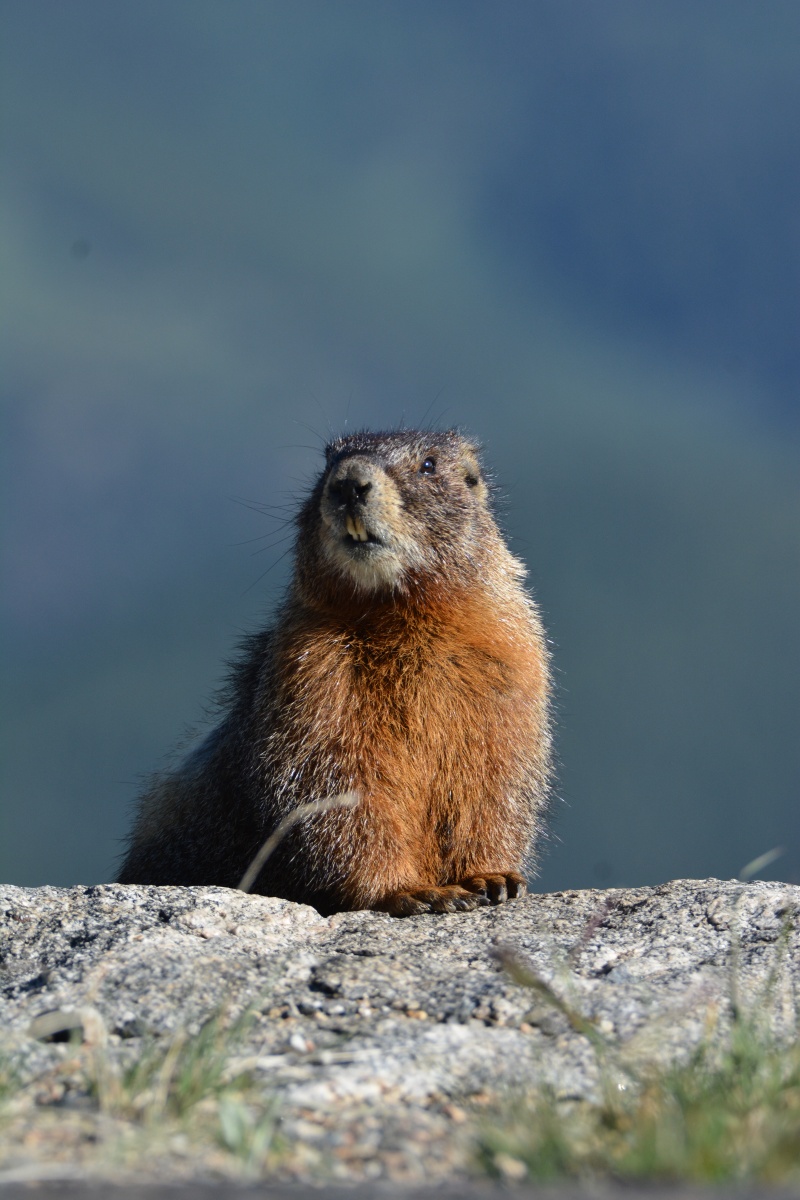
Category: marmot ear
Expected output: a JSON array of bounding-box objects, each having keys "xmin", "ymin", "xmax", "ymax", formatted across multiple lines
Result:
[{"xmin": 461, "ymin": 449, "xmax": 488, "ymax": 503}]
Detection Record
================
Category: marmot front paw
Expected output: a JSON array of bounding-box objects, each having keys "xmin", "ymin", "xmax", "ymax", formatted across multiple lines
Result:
[
  {"xmin": 378, "ymin": 884, "xmax": 492, "ymax": 916},
  {"xmin": 458, "ymin": 871, "xmax": 527, "ymax": 904}
]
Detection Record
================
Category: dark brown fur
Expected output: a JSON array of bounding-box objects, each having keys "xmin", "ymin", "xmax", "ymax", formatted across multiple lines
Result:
[{"xmin": 118, "ymin": 429, "xmax": 551, "ymax": 915}]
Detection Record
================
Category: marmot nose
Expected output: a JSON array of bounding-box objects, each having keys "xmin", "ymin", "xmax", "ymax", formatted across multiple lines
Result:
[{"xmin": 328, "ymin": 476, "xmax": 372, "ymax": 509}]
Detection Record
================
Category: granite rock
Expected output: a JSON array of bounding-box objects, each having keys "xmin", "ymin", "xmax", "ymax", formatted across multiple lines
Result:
[{"xmin": 0, "ymin": 878, "xmax": 797, "ymax": 1184}]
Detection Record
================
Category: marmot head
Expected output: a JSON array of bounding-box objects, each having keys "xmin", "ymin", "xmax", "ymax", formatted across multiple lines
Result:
[{"xmin": 294, "ymin": 429, "xmax": 505, "ymax": 602}]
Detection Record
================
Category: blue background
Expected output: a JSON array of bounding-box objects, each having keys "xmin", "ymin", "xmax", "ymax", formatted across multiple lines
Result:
[{"xmin": 2, "ymin": 1, "xmax": 798, "ymax": 892}]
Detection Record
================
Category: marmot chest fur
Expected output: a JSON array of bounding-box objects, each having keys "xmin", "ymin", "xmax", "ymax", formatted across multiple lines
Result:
[{"xmin": 119, "ymin": 428, "xmax": 551, "ymax": 915}]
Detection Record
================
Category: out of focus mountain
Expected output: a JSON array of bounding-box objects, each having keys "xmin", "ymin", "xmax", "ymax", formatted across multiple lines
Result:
[{"xmin": 2, "ymin": 2, "xmax": 798, "ymax": 891}]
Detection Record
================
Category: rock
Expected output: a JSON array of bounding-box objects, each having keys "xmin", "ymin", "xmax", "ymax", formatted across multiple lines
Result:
[{"xmin": 0, "ymin": 878, "xmax": 797, "ymax": 1184}]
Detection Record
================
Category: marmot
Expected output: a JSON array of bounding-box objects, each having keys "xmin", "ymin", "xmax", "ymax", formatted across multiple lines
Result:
[{"xmin": 118, "ymin": 429, "xmax": 551, "ymax": 915}]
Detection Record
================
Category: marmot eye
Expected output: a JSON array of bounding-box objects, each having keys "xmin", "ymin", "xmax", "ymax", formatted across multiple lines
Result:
[
  {"xmin": 465, "ymin": 473, "xmax": 479, "ymax": 488},
  {"xmin": 420, "ymin": 457, "xmax": 437, "ymax": 474}
]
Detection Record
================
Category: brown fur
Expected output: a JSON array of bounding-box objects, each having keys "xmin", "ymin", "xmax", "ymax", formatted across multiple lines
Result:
[{"xmin": 118, "ymin": 429, "xmax": 551, "ymax": 915}]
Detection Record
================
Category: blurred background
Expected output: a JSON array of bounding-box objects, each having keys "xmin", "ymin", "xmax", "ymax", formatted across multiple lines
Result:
[{"xmin": 2, "ymin": 0, "xmax": 798, "ymax": 893}]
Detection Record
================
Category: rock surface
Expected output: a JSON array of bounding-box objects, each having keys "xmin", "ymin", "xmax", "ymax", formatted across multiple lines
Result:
[{"xmin": 0, "ymin": 878, "xmax": 797, "ymax": 1185}]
